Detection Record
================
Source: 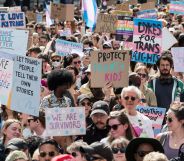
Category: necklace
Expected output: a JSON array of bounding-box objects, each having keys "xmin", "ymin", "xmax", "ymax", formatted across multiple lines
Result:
[{"xmin": 171, "ymin": 134, "xmax": 184, "ymax": 147}]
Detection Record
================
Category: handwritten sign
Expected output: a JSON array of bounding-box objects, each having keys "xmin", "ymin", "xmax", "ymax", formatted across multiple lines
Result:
[
  {"xmin": 116, "ymin": 15, "xmax": 133, "ymax": 42},
  {"xmin": 170, "ymin": 1, "xmax": 184, "ymax": 15},
  {"xmin": 45, "ymin": 107, "xmax": 86, "ymax": 136},
  {"xmin": 171, "ymin": 47, "xmax": 184, "ymax": 72},
  {"xmin": 36, "ymin": 13, "xmax": 43, "ymax": 23},
  {"xmin": 26, "ymin": 11, "xmax": 36, "ymax": 22},
  {"xmin": 56, "ymin": 39, "xmax": 83, "ymax": 57},
  {"xmin": 0, "ymin": 12, "xmax": 26, "ymax": 28},
  {"xmin": 137, "ymin": 9, "xmax": 157, "ymax": 19},
  {"xmin": 91, "ymin": 50, "xmax": 130, "ymax": 88},
  {"xmin": 136, "ymin": 106, "xmax": 166, "ymax": 136},
  {"xmin": 60, "ymin": 28, "xmax": 71, "ymax": 37},
  {"xmin": 95, "ymin": 13, "xmax": 118, "ymax": 34},
  {"xmin": 132, "ymin": 18, "xmax": 162, "ymax": 64},
  {"xmin": 0, "ymin": 52, "xmax": 14, "ymax": 106},
  {"xmin": 0, "ymin": 28, "xmax": 28, "ymax": 56},
  {"xmin": 11, "ymin": 56, "xmax": 41, "ymax": 116},
  {"xmin": 0, "ymin": 7, "xmax": 9, "ymax": 13},
  {"xmin": 9, "ymin": 6, "xmax": 21, "ymax": 12}
]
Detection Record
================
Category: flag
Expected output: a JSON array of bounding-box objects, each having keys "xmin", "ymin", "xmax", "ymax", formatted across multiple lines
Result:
[
  {"xmin": 46, "ymin": 3, "xmax": 53, "ymax": 27},
  {"xmin": 82, "ymin": 0, "xmax": 97, "ymax": 28}
]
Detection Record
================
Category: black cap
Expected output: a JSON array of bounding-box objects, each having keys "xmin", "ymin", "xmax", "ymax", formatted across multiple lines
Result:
[
  {"xmin": 80, "ymin": 142, "xmax": 113, "ymax": 161},
  {"xmin": 6, "ymin": 138, "xmax": 28, "ymax": 151},
  {"xmin": 90, "ymin": 100, "xmax": 109, "ymax": 116}
]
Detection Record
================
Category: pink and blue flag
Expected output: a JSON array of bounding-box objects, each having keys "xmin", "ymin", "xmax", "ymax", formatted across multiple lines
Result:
[{"xmin": 82, "ymin": 0, "xmax": 97, "ymax": 28}]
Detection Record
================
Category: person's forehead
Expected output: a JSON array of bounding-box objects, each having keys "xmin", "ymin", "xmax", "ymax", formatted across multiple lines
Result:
[
  {"xmin": 160, "ymin": 59, "xmax": 170, "ymax": 64},
  {"xmin": 40, "ymin": 144, "xmax": 57, "ymax": 151},
  {"xmin": 124, "ymin": 91, "xmax": 137, "ymax": 96},
  {"xmin": 137, "ymin": 143, "xmax": 154, "ymax": 150}
]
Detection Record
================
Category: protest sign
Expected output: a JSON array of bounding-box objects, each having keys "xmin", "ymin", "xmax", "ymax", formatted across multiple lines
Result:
[
  {"xmin": 45, "ymin": 107, "xmax": 86, "ymax": 136},
  {"xmin": 91, "ymin": 50, "xmax": 130, "ymax": 88},
  {"xmin": 50, "ymin": 3, "xmax": 74, "ymax": 21},
  {"xmin": 171, "ymin": 47, "xmax": 184, "ymax": 72},
  {"xmin": 0, "ymin": 28, "xmax": 28, "ymax": 56},
  {"xmin": 132, "ymin": 18, "xmax": 162, "ymax": 64},
  {"xmin": 56, "ymin": 39, "xmax": 83, "ymax": 57},
  {"xmin": 0, "ymin": 52, "xmax": 14, "ymax": 106},
  {"xmin": 116, "ymin": 3, "xmax": 130, "ymax": 11},
  {"xmin": 11, "ymin": 56, "xmax": 41, "ymax": 116},
  {"xmin": 0, "ymin": 12, "xmax": 26, "ymax": 28},
  {"xmin": 36, "ymin": 13, "xmax": 43, "ymax": 23},
  {"xmin": 170, "ymin": 1, "xmax": 184, "ymax": 15},
  {"xmin": 116, "ymin": 15, "xmax": 133, "ymax": 42},
  {"xmin": 162, "ymin": 27, "xmax": 177, "ymax": 51},
  {"xmin": 136, "ymin": 106, "xmax": 166, "ymax": 136},
  {"xmin": 137, "ymin": 9, "xmax": 157, "ymax": 19},
  {"xmin": 141, "ymin": 2, "xmax": 156, "ymax": 11},
  {"xmin": 59, "ymin": 28, "xmax": 71, "ymax": 37},
  {"xmin": 26, "ymin": 11, "xmax": 36, "ymax": 22},
  {"xmin": 107, "ymin": 0, "xmax": 115, "ymax": 6},
  {"xmin": 0, "ymin": 7, "xmax": 9, "ymax": 13},
  {"xmin": 95, "ymin": 13, "xmax": 118, "ymax": 34},
  {"xmin": 9, "ymin": 6, "xmax": 21, "ymax": 12}
]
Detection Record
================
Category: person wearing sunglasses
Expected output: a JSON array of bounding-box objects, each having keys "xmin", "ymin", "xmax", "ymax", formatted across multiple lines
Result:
[
  {"xmin": 135, "ymin": 65, "xmax": 157, "ymax": 107},
  {"xmin": 77, "ymin": 94, "xmax": 93, "ymax": 127},
  {"xmin": 156, "ymin": 102, "xmax": 184, "ymax": 159},
  {"xmin": 121, "ymin": 86, "xmax": 154, "ymax": 138},
  {"xmin": 110, "ymin": 137, "xmax": 129, "ymax": 161},
  {"xmin": 38, "ymin": 139, "xmax": 62, "ymax": 161},
  {"xmin": 67, "ymin": 141, "xmax": 90, "ymax": 161},
  {"xmin": 125, "ymin": 138, "xmax": 164, "ymax": 161},
  {"xmin": 50, "ymin": 53, "xmax": 62, "ymax": 70},
  {"xmin": 101, "ymin": 111, "xmax": 133, "ymax": 145}
]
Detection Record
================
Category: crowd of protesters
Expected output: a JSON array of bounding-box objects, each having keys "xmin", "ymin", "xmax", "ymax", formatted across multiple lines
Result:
[{"xmin": 1, "ymin": 0, "xmax": 184, "ymax": 161}]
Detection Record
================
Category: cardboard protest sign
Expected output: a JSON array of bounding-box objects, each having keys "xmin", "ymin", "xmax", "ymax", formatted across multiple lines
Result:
[
  {"xmin": 9, "ymin": 6, "xmax": 21, "ymax": 12},
  {"xmin": 132, "ymin": 18, "xmax": 162, "ymax": 64},
  {"xmin": 141, "ymin": 2, "xmax": 156, "ymax": 11},
  {"xmin": 170, "ymin": 1, "xmax": 184, "ymax": 15},
  {"xmin": 95, "ymin": 13, "xmax": 118, "ymax": 34},
  {"xmin": 45, "ymin": 107, "xmax": 86, "ymax": 136},
  {"xmin": 116, "ymin": 3, "xmax": 130, "ymax": 11},
  {"xmin": 50, "ymin": 3, "xmax": 74, "ymax": 21},
  {"xmin": 137, "ymin": 9, "xmax": 157, "ymax": 19},
  {"xmin": 91, "ymin": 50, "xmax": 130, "ymax": 88},
  {"xmin": 0, "ymin": 52, "xmax": 14, "ymax": 106},
  {"xmin": 107, "ymin": 0, "xmax": 115, "ymax": 6},
  {"xmin": 11, "ymin": 56, "xmax": 41, "ymax": 116},
  {"xmin": 56, "ymin": 39, "xmax": 83, "ymax": 57},
  {"xmin": 0, "ymin": 28, "xmax": 28, "ymax": 56},
  {"xmin": 116, "ymin": 15, "xmax": 133, "ymax": 42},
  {"xmin": 26, "ymin": 11, "xmax": 36, "ymax": 22},
  {"xmin": 162, "ymin": 27, "xmax": 177, "ymax": 51},
  {"xmin": 136, "ymin": 106, "xmax": 166, "ymax": 136},
  {"xmin": 0, "ymin": 12, "xmax": 26, "ymax": 28},
  {"xmin": 0, "ymin": 7, "xmax": 9, "ymax": 13},
  {"xmin": 171, "ymin": 47, "xmax": 184, "ymax": 72}
]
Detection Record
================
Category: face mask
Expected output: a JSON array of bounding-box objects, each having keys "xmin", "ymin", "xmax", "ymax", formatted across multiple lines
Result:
[{"xmin": 52, "ymin": 61, "xmax": 60, "ymax": 67}]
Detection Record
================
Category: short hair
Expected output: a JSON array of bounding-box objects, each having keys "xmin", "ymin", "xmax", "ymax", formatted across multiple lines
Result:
[
  {"xmin": 121, "ymin": 86, "xmax": 142, "ymax": 99},
  {"xmin": 39, "ymin": 34, "xmax": 49, "ymax": 41},
  {"xmin": 39, "ymin": 139, "xmax": 62, "ymax": 153},
  {"xmin": 156, "ymin": 51, "xmax": 173, "ymax": 68},
  {"xmin": 83, "ymin": 39, "xmax": 94, "ymax": 47},
  {"xmin": 28, "ymin": 47, "xmax": 42, "ymax": 54},
  {"xmin": 110, "ymin": 137, "xmax": 129, "ymax": 149},
  {"xmin": 31, "ymin": 108, "xmax": 46, "ymax": 128},
  {"xmin": 47, "ymin": 69, "xmax": 73, "ymax": 91},
  {"xmin": 66, "ymin": 141, "xmax": 88, "ymax": 153},
  {"xmin": 143, "ymin": 152, "xmax": 168, "ymax": 161},
  {"xmin": 66, "ymin": 65, "xmax": 79, "ymax": 76}
]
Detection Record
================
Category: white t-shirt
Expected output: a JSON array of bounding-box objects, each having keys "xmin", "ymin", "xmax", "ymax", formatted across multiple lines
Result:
[{"xmin": 126, "ymin": 111, "xmax": 154, "ymax": 138}]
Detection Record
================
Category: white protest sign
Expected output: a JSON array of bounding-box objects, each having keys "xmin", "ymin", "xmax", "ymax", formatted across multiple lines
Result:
[
  {"xmin": 9, "ymin": 6, "xmax": 21, "ymax": 12},
  {"xmin": 0, "ymin": 52, "xmax": 14, "ymax": 106},
  {"xmin": 162, "ymin": 27, "xmax": 177, "ymax": 51},
  {"xmin": 0, "ymin": 28, "xmax": 29, "ymax": 56},
  {"xmin": 56, "ymin": 39, "xmax": 83, "ymax": 57},
  {"xmin": 46, "ymin": 107, "xmax": 86, "ymax": 136},
  {"xmin": 171, "ymin": 47, "xmax": 184, "ymax": 72},
  {"xmin": 11, "ymin": 56, "xmax": 42, "ymax": 116},
  {"xmin": 0, "ymin": 12, "xmax": 26, "ymax": 28},
  {"xmin": 36, "ymin": 13, "xmax": 43, "ymax": 23},
  {"xmin": 59, "ymin": 28, "xmax": 71, "ymax": 37}
]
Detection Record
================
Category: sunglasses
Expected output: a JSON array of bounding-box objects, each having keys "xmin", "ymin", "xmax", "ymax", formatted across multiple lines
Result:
[
  {"xmin": 124, "ymin": 96, "xmax": 136, "ymax": 101},
  {"xmin": 27, "ymin": 119, "xmax": 34, "ymax": 123},
  {"xmin": 108, "ymin": 124, "xmax": 121, "ymax": 130},
  {"xmin": 136, "ymin": 151, "xmax": 152, "ymax": 157},
  {"xmin": 112, "ymin": 147, "xmax": 126, "ymax": 154},
  {"xmin": 81, "ymin": 102, "xmax": 91, "ymax": 106},
  {"xmin": 86, "ymin": 155, "xmax": 104, "ymax": 161},
  {"xmin": 68, "ymin": 152, "xmax": 78, "ymax": 157},
  {"xmin": 40, "ymin": 151, "xmax": 55, "ymax": 158},
  {"xmin": 37, "ymin": 26, "xmax": 42, "ymax": 29},
  {"xmin": 141, "ymin": 98, "xmax": 147, "ymax": 103},
  {"xmin": 73, "ymin": 61, "xmax": 81, "ymax": 65},
  {"xmin": 52, "ymin": 60, "xmax": 60, "ymax": 62},
  {"xmin": 137, "ymin": 73, "xmax": 147, "ymax": 78},
  {"xmin": 166, "ymin": 116, "xmax": 173, "ymax": 123}
]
